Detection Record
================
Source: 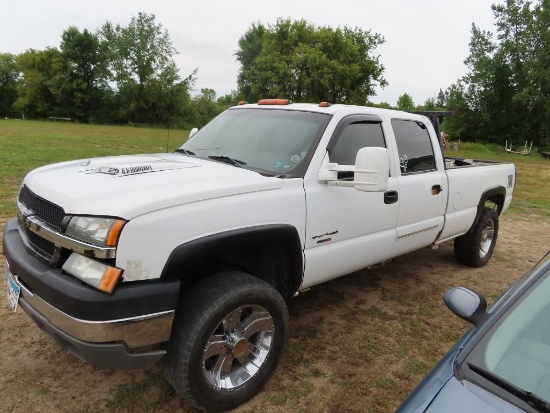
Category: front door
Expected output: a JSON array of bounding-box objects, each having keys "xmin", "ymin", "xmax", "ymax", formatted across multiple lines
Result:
[{"xmin": 301, "ymin": 116, "xmax": 399, "ymax": 289}]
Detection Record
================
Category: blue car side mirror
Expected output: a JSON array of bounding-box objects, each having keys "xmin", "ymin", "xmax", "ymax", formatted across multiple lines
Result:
[{"xmin": 444, "ymin": 287, "xmax": 489, "ymax": 327}]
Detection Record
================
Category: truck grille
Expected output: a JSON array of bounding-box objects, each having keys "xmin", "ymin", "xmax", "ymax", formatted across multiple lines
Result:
[
  {"xmin": 18, "ymin": 185, "xmax": 66, "ymax": 266},
  {"xmin": 23, "ymin": 226, "xmax": 57, "ymax": 259},
  {"xmin": 19, "ymin": 185, "xmax": 65, "ymax": 230}
]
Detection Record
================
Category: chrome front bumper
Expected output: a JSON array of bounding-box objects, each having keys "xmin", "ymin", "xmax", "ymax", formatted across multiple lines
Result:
[{"xmin": 5, "ymin": 260, "xmax": 174, "ymax": 349}]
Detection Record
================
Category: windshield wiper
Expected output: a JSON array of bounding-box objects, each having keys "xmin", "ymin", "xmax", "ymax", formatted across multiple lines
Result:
[
  {"xmin": 208, "ymin": 155, "xmax": 247, "ymax": 168},
  {"xmin": 175, "ymin": 148, "xmax": 196, "ymax": 156},
  {"xmin": 468, "ymin": 363, "xmax": 550, "ymax": 412}
]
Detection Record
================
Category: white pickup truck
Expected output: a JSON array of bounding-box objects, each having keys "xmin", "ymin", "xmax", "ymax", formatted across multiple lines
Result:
[{"xmin": 3, "ymin": 100, "xmax": 515, "ymax": 411}]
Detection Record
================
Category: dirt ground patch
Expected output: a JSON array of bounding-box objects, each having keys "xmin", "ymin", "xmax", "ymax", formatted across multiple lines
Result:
[{"xmin": 1, "ymin": 214, "xmax": 549, "ymax": 413}]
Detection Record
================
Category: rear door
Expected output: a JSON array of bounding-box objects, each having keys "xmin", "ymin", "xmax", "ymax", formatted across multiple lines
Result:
[{"xmin": 391, "ymin": 119, "xmax": 447, "ymax": 257}]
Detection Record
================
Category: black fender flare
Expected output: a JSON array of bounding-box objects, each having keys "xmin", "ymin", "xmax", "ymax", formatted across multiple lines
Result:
[
  {"xmin": 469, "ymin": 186, "xmax": 506, "ymax": 233},
  {"xmin": 160, "ymin": 224, "xmax": 304, "ymax": 297}
]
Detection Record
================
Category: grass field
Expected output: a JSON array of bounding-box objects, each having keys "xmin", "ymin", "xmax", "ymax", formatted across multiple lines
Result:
[
  {"xmin": 1, "ymin": 120, "xmax": 550, "ymax": 412},
  {"xmin": 0, "ymin": 120, "xmax": 190, "ymax": 216}
]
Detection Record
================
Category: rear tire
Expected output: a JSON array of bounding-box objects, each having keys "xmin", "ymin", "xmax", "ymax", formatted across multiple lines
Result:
[
  {"xmin": 165, "ymin": 271, "xmax": 289, "ymax": 412},
  {"xmin": 454, "ymin": 207, "xmax": 499, "ymax": 267}
]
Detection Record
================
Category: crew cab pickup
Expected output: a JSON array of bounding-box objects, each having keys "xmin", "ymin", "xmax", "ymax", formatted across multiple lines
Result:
[{"xmin": 3, "ymin": 101, "xmax": 515, "ymax": 411}]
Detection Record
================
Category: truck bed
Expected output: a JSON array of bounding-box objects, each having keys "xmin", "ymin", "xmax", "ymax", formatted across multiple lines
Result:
[{"xmin": 445, "ymin": 157, "xmax": 509, "ymax": 169}]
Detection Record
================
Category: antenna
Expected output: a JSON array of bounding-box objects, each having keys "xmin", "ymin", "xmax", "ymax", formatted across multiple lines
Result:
[{"xmin": 166, "ymin": 124, "xmax": 170, "ymax": 152}]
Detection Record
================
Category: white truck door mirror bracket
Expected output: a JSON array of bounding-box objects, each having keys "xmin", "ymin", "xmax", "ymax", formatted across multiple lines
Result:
[{"xmin": 317, "ymin": 155, "xmax": 338, "ymax": 185}]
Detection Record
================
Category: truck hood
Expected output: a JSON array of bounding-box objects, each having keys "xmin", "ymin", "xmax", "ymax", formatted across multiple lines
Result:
[{"xmin": 24, "ymin": 153, "xmax": 284, "ymax": 219}]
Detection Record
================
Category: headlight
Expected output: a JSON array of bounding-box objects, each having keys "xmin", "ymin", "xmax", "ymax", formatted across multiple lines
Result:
[
  {"xmin": 62, "ymin": 253, "xmax": 122, "ymax": 294},
  {"xmin": 66, "ymin": 216, "xmax": 126, "ymax": 247}
]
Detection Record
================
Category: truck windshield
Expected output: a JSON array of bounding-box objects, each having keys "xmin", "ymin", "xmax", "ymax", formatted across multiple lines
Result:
[{"xmin": 179, "ymin": 108, "xmax": 331, "ymax": 175}]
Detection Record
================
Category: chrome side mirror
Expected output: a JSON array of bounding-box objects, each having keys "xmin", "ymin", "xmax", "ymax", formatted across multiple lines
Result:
[{"xmin": 444, "ymin": 287, "xmax": 489, "ymax": 327}]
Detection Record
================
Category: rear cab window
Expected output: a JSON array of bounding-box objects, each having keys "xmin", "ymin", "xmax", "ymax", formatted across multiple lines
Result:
[{"xmin": 392, "ymin": 119, "xmax": 436, "ymax": 175}]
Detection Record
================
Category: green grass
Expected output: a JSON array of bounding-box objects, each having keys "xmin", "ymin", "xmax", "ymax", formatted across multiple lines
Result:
[
  {"xmin": 445, "ymin": 141, "xmax": 549, "ymax": 164},
  {"xmin": 0, "ymin": 119, "xmax": 191, "ymax": 216}
]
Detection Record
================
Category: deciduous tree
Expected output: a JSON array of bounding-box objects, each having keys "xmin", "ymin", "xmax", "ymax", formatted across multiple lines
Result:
[
  {"xmin": 14, "ymin": 48, "xmax": 66, "ymax": 118},
  {"xmin": 60, "ymin": 26, "xmax": 108, "ymax": 121},
  {"xmin": 0, "ymin": 53, "xmax": 19, "ymax": 117},
  {"xmin": 396, "ymin": 92, "xmax": 414, "ymax": 111},
  {"xmin": 236, "ymin": 18, "xmax": 387, "ymax": 104},
  {"xmin": 97, "ymin": 12, "xmax": 191, "ymax": 124},
  {"xmin": 449, "ymin": 0, "xmax": 550, "ymax": 146}
]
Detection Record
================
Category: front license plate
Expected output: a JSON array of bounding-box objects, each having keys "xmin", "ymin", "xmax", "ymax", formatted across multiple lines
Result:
[{"xmin": 6, "ymin": 268, "xmax": 20, "ymax": 312}]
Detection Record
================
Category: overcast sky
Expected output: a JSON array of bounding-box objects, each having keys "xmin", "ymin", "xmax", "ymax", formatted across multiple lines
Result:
[{"xmin": 1, "ymin": 0, "xmax": 497, "ymax": 106}]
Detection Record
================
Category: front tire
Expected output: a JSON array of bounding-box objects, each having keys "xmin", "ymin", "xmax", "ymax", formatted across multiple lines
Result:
[
  {"xmin": 165, "ymin": 272, "xmax": 289, "ymax": 412},
  {"xmin": 454, "ymin": 207, "xmax": 499, "ymax": 267}
]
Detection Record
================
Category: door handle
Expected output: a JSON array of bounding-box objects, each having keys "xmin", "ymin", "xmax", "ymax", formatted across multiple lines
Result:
[
  {"xmin": 432, "ymin": 185, "xmax": 443, "ymax": 195},
  {"xmin": 384, "ymin": 190, "xmax": 398, "ymax": 204}
]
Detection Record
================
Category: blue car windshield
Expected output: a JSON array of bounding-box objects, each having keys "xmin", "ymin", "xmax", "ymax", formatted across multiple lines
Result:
[
  {"xmin": 180, "ymin": 108, "xmax": 331, "ymax": 175},
  {"xmin": 465, "ymin": 262, "xmax": 550, "ymax": 405}
]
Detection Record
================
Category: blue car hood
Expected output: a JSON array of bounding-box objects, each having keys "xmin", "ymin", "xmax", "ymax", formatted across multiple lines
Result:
[{"xmin": 425, "ymin": 377, "xmax": 523, "ymax": 413}]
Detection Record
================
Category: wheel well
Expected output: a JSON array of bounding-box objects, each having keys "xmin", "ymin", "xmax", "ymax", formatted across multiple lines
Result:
[
  {"xmin": 488, "ymin": 193, "xmax": 505, "ymax": 215},
  {"xmin": 468, "ymin": 186, "xmax": 505, "ymax": 234},
  {"xmin": 160, "ymin": 225, "xmax": 303, "ymax": 299}
]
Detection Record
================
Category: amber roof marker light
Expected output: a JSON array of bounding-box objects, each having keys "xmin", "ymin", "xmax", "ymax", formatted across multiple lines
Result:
[
  {"xmin": 319, "ymin": 102, "xmax": 331, "ymax": 107},
  {"xmin": 257, "ymin": 99, "xmax": 292, "ymax": 105}
]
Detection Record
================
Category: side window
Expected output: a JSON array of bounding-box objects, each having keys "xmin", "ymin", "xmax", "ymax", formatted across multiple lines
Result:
[
  {"xmin": 330, "ymin": 122, "xmax": 386, "ymax": 165},
  {"xmin": 392, "ymin": 119, "xmax": 436, "ymax": 175},
  {"xmin": 330, "ymin": 122, "xmax": 386, "ymax": 180}
]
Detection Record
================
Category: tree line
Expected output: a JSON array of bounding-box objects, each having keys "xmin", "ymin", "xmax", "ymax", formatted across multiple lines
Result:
[
  {"xmin": 0, "ymin": 9, "xmax": 441, "ymax": 130},
  {"xmin": 0, "ymin": 12, "xmax": 236, "ymax": 127},
  {"xmin": 0, "ymin": 14, "xmax": 386, "ymax": 129},
  {"xmin": 442, "ymin": 0, "xmax": 550, "ymax": 147},
  {"xmin": 363, "ymin": 0, "xmax": 550, "ymax": 148},
  {"xmin": 2, "ymin": 3, "xmax": 550, "ymax": 148}
]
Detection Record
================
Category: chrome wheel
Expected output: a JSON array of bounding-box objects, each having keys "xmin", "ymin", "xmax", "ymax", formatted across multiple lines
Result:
[
  {"xmin": 454, "ymin": 207, "xmax": 499, "ymax": 268},
  {"xmin": 165, "ymin": 272, "xmax": 288, "ymax": 411},
  {"xmin": 479, "ymin": 218, "xmax": 495, "ymax": 259},
  {"xmin": 202, "ymin": 304, "xmax": 275, "ymax": 390}
]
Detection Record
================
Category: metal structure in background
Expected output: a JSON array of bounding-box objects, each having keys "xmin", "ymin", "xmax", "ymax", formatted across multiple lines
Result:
[
  {"xmin": 505, "ymin": 140, "xmax": 533, "ymax": 155},
  {"xmin": 410, "ymin": 111, "xmax": 454, "ymax": 150}
]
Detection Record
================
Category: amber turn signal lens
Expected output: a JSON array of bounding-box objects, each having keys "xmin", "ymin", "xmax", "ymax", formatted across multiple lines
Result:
[
  {"xmin": 98, "ymin": 267, "xmax": 123, "ymax": 294},
  {"xmin": 106, "ymin": 220, "xmax": 126, "ymax": 247},
  {"xmin": 258, "ymin": 99, "xmax": 292, "ymax": 105}
]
